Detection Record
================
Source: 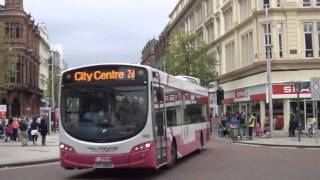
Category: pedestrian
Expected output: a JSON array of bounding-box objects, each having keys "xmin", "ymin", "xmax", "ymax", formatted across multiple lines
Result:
[
  {"xmin": 30, "ymin": 118, "xmax": 39, "ymax": 145},
  {"xmin": 11, "ymin": 117, "xmax": 20, "ymax": 141},
  {"xmin": 27, "ymin": 117, "xmax": 32, "ymax": 141},
  {"xmin": 248, "ymin": 113, "xmax": 256, "ymax": 140},
  {"xmin": 4, "ymin": 123, "xmax": 13, "ymax": 142},
  {"xmin": 289, "ymin": 112, "xmax": 296, "ymax": 137},
  {"xmin": 39, "ymin": 119, "xmax": 48, "ymax": 146},
  {"xmin": 19, "ymin": 118, "xmax": 28, "ymax": 146},
  {"xmin": 255, "ymin": 115, "xmax": 262, "ymax": 136},
  {"xmin": 239, "ymin": 112, "xmax": 247, "ymax": 138}
]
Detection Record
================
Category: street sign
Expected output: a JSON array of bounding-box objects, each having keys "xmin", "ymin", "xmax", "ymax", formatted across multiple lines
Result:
[{"xmin": 311, "ymin": 77, "xmax": 320, "ymax": 101}]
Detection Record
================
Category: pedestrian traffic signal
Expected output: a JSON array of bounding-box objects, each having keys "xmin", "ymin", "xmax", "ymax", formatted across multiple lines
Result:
[{"xmin": 217, "ymin": 89, "xmax": 224, "ymax": 105}]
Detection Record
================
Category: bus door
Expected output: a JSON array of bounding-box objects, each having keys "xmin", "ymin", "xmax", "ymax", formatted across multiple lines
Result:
[{"xmin": 152, "ymin": 84, "xmax": 167, "ymax": 166}]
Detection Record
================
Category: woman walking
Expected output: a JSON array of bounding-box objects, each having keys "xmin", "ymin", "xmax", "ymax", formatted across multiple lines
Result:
[
  {"xmin": 39, "ymin": 119, "xmax": 48, "ymax": 146},
  {"xmin": 30, "ymin": 119, "xmax": 39, "ymax": 145}
]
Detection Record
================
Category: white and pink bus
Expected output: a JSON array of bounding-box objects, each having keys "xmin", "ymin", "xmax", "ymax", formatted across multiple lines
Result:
[{"xmin": 59, "ymin": 64, "xmax": 211, "ymax": 170}]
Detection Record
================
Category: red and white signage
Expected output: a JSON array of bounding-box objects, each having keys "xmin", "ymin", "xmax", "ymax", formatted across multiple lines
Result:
[
  {"xmin": 234, "ymin": 88, "xmax": 250, "ymax": 102},
  {"xmin": 272, "ymin": 84, "xmax": 311, "ymax": 99},
  {"xmin": 0, "ymin": 105, "xmax": 7, "ymax": 119}
]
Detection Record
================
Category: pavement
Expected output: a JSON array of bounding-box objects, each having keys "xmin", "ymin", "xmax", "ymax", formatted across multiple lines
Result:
[
  {"xmin": 0, "ymin": 133, "xmax": 59, "ymax": 168},
  {"xmin": 1, "ymin": 130, "xmax": 320, "ymax": 169},
  {"xmin": 215, "ymin": 130, "xmax": 320, "ymax": 148}
]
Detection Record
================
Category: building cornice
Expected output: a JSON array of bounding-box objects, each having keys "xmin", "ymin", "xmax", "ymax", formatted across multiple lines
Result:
[
  {"xmin": 166, "ymin": 0, "xmax": 197, "ymax": 35},
  {"xmin": 217, "ymin": 60, "xmax": 320, "ymax": 84}
]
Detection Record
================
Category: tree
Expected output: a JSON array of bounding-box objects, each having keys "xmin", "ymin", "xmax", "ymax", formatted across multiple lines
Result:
[
  {"xmin": 0, "ymin": 22, "xmax": 18, "ymax": 95},
  {"xmin": 164, "ymin": 32, "xmax": 217, "ymax": 87}
]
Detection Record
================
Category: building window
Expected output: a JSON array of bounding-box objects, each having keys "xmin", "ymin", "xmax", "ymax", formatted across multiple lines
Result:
[
  {"xmin": 239, "ymin": 0, "xmax": 251, "ymax": 21},
  {"xmin": 304, "ymin": 22, "xmax": 313, "ymax": 58},
  {"xmin": 225, "ymin": 41, "xmax": 235, "ymax": 72},
  {"xmin": 216, "ymin": 17, "xmax": 221, "ymax": 37},
  {"xmin": 206, "ymin": 0, "xmax": 213, "ymax": 16},
  {"xmin": 263, "ymin": 0, "xmax": 270, "ymax": 9},
  {"xmin": 241, "ymin": 31, "xmax": 254, "ymax": 67},
  {"xmin": 277, "ymin": 24, "xmax": 283, "ymax": 58},
  {"xmin": 276, "ymin": 0, "xmax": 282, "ymax": 7},
  {"xmin": 318, "ymin": 22, "xmax": 320, "ymax": 57},
  {"xmin": 303, "ymin": 0, "xmax": 311, "ymax": 7},
  {"xmin": 223, "ymin": 7, "xmax": 233, "ymax": 32},
  {"xmin": 317, "ymin": 0, "xmax": 320, "ymax": 6},
  {"xmin": 5, "ymin": 22, "xmax": 23, "ymax": 38},
  {"xmin": 207, "ymin": 22, "xmax": 214, "ymax": 43},
  {"xmin": 263, "ymin": 24, "xmax": 272, "ymax": 59}
]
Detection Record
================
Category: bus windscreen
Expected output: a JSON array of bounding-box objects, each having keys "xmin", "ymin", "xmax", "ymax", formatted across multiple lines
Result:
[{"xmin": 60, "ymin": 65, "xmax": 148, "ymax": 143}]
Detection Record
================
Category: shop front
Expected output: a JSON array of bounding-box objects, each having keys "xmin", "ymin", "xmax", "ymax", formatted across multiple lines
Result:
[{"xmin": 223, "ymin": 82, "xmax": 319, "ymax": 133}]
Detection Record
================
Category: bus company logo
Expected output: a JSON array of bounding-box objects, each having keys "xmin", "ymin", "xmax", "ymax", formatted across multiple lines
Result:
[
  {"xmin": 74, "ymin": 69, "xmax": 135, "ymax": 81},
  {"xmin": 87, "ymin": 146, "xmax": 119, "ymax": 153}
]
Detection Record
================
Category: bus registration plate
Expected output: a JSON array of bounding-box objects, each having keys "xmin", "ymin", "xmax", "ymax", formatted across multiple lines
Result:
[
  {"xmin": 94, "ymin": 162, "xmax": 114, "ymax": 169},
  {"xmin": 94, "ymin": 157, "xmax": 114, "ymax": 168}
]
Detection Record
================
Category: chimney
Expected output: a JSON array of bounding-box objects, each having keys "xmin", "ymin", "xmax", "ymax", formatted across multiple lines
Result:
[{"xmin": 5, "ymin": 0, "xmax": 23, "ymax": 10}]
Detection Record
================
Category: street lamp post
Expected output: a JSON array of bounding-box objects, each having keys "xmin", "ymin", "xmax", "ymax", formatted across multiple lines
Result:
[
  {"xmin": 295, "ymin": 82, "xmax": 302, "ymax": 142},
  {"xmin": 265, "ymin": 4, "xmax": 273, "ymax": 137}
]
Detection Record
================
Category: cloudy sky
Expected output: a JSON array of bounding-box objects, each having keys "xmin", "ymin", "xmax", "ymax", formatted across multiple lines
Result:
[{"xmin": 0, "ymin": 0, "xmax": 178, "ymax": 68}]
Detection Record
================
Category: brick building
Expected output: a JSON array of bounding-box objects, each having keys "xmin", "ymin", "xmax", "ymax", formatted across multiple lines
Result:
[
  {"xmin": 0, "ymin": 0, "xmax": 42, "ymax": 117},
  {"xmin": 141, "ymin": 38, "xmax": 159, "ymax": 67}
]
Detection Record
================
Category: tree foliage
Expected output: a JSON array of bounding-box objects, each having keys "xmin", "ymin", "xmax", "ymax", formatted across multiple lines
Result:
[
  {"xmin": 0, "ymin": 22, "xmax": 18, "ymax": 94},
  {"xmin": 164, "ymin": 32, "xmax": 216, "ymax": 87}
]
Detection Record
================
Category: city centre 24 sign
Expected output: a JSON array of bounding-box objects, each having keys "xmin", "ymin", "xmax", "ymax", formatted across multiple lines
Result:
[{"xmin": 74, "ymin": 69, "xmax": 136, "ymax": 81}]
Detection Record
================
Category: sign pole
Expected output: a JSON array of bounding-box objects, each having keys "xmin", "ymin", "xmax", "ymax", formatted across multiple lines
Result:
[
  {"xmin": 316, "ymin": 101, "xmax": 319, "ymax": 144},
  {"xmin": 311, "ymin": 77, "xmax": 320, "ymax": 143}
]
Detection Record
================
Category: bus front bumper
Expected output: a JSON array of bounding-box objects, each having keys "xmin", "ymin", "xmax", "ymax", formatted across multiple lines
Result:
[{"xmin": 60, "ymin": 146, "xmax": 157, "ymax": 169}]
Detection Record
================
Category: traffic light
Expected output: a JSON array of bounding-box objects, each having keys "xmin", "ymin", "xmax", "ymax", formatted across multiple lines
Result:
[{"xmin": 216, "ymin": 89, "xmax": 224, "ymax": 105}]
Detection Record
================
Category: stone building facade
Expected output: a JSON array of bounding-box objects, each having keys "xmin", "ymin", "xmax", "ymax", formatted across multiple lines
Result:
[
  {"xmin": 0, "ymin": 0, "xmax": 42, "ymax": 117},
  {"xmin": 152, "ymin": 0, "xmax": 320, "ymax": 132}
]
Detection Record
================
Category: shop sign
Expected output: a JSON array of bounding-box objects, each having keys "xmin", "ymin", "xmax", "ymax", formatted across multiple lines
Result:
[
  {"xmin": 234, "ymin": 88, "xmax": 250, "ymax": 102},
  {"xmin": 273, "ymin": 84, "xmax": 311, "ymax": 94},
  {"xmin": 311, "ymin": 77, "xmax": 320, "ymax": 101},
  {"xmin": 0, "ymin": 105, "xmax": 7, "ymax": 119}
]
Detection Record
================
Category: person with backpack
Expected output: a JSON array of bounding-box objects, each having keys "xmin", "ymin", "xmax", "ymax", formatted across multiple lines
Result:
[{"xmin": 19, "ymin": 118, "xmax": 29, "ymax": 146}]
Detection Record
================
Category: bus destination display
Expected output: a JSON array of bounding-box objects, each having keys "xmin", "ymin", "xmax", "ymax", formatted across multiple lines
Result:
[
  {"xmin": 74, "ymin": 69, "xmax": 136, "ymax": 81},
  {"xmin": 63, "ymin": 66, "xmax": 147, "ymax": 83}
]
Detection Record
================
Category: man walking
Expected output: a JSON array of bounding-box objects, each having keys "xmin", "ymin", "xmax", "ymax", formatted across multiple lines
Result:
[
  {"xmin": 289, "ymin": 112, "xmax": 296, "ymax": 137},
  {"xmin": 19, "ymin": 118, "xmax": 28, "ymax": 146}
]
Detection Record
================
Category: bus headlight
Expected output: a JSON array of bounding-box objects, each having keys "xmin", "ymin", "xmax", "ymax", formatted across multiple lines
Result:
[
  {"xmin": 131, "ymin": 141, "xmax": 153, "ymax": 153},
  {"xmin": 60, "ymin": 143, "xmax": 75, "ymax": 152}
]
